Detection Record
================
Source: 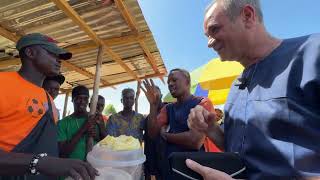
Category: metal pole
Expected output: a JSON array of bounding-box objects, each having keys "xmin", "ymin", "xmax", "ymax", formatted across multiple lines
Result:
[{"xmin": 86, "ymin": 45, "xmax": 104, "ymax": 153}]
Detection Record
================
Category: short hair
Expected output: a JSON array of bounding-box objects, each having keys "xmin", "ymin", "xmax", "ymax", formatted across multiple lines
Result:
[
  {"xmin": 72, "ymin": 85, "xmax": 89, "ymax": 100},
  {"xmin": 206, "ymin": 0, "xmax": 263, "ymax": 22},
  {"xmin": 122, "ymin": 88, "xmax": 135, "ymax": 97},
  {"xmin": 169, "ymin": 68, "xmax": 191, "ymax": 85},
  {"xmin": 98, "ymin": 95, "xmax": 105, "ymax": 100}
]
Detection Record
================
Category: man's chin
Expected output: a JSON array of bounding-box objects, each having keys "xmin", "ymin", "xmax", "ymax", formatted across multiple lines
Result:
[{"xmin": 171, "ymin": 93, "xmax": 178, "ymax": 98}]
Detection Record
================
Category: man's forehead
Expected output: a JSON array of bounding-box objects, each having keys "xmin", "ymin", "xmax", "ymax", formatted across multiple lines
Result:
[
  {"xmin": 205, "ymin": 2, "xmax": 217, "ymax": 19},
  {"xmin": 123, "ymin": 91, "xmax": 134, "ymax": 96},
  {"xmin": 75, "ymin": 94, "xmax": 89, "ymax": 99},
  {"xmin": 169, "ymin": 70, "xmax": 184, "ymax": 76},
  {"xmin": 204, "ymin": 2, "xmax": 224, "ymax": 25},
  {"xmin": 98, "ymin": 97, "xmax": 105, "ymax": 103}
]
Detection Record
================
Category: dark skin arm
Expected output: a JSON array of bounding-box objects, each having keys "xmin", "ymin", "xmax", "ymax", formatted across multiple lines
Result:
[
  {"xmin": 0, "ymin": 149, "xmax": 98, "ymax": 179},
  {"xmin": 0, "ymin": 150, "xmax": 32, "ymax": 175},
  {"xmin": 161, "ymin": 128, "xmax": 206, "ymax": 150},
  {"xmin": 95, "ymin": 114, "xmax": 107, "ymax": 140},
  {"xmin": 141, "ymin": 79, "xmax": 162, "ymax": 139},
  {"xmin": 147, "ymin": 103, "xmax": 161, "ymax": 138},
  {"xmin": 59, "ymin": 116, "xmax": 97, "ymax": 158},
  {"xmin": 206, "ymin": 124, "xmax": 225, "ymax": 151}
]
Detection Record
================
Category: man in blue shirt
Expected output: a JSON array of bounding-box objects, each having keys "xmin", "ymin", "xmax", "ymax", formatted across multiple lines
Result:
[{"xmin": 187, "ymin": 0, "xmax": 320, "ymax": 179}]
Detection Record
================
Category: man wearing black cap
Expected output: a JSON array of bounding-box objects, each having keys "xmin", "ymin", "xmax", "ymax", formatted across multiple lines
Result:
[
  {"xmin": 43, "ymin": 74, "xmax": 65, "ymax": 120},
  {"xmin": 43, "ymin": 74, "xmax": 65, "ymax": 100},
  {"xmin": 0, "ymin": 33, "xmax": 97, "ymax": 180},
  {"xmin": 58, "ymin": 86, "xmax": 101, "ymax": 162}
]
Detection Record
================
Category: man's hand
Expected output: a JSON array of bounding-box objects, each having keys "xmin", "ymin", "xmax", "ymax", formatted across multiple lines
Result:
[
  {"xmin": 188, "ymin": 105, "xmax": 216, "ymax": 135},
  {"xmin": 141, "ymin": 79, "xmax": 160, "ymax": 106},
  {"xmin": 38, "ymin": 156, "xmax": 98, "ymax": 180},
  {"xmin": 87, "ymin": 115, "xmax": 98, "ymax": 138},
  {"xmin": 160, "ymin": 126, "xmax": 168, "ymax": 141},
  {"xmin": 94, "ymin": 114, "xmax": 105, "ymax": 128},
  {"xmin": 186, "ymin": 159, "xmax": 234, "ymax": 180}
]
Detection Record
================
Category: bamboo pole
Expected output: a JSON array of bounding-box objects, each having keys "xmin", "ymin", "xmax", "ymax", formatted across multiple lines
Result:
[
  {"xmin": 62, "ymin": 92, "xmax": 70, "ymax": 118},
  {"xmin": 86, "ymin": 45, "xmax": 104, "ymax": 154}
]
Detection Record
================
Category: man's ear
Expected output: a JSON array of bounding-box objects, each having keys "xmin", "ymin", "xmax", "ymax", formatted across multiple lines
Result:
[
  {"xmin": 241, "ymin": 5, "xmax": 256, "ymax": 28},
  {"xmin": 24, "ymin": 46, "xmax": 37, "ymax": 59}
]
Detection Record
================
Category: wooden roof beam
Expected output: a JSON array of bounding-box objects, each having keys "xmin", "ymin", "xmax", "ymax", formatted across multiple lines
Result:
[
  {"xmin": 100, "ymin": 72, "xmax": 166, "ymax": 88},
  {"xmin": 51, "ymin": 0, "xmax": 139, "ymax": 80},
  {"xmin": 0, "ymin": 58, "xmax": 20, "ymax": 68},
  {"xmin": 67, "ymin": 32, "xmax": 148, "ymax": 54},
  {"xmin": 141, "ymin": 41, "xmax": 165, "ymax": 83},
  {"xmin": 0, "ymin": 32, "xmax": 148, "ymax": 69},
  {"xmin": 61, "ymin": 61, "xmax": 116, "ymax": 89},
  {"xmin": 114, "ymin": 0, "xmax": 162, "ymax": 79},
  {"xmin": 0, "ymin": 25, "xmax": 20, "ymax": 42},
  {"xmin": 114, "ymin": 0, "xmax": 139, "ymax": 33}
]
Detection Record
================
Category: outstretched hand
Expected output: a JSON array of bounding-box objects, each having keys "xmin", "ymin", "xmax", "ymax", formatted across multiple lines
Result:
[{"xmin": 141, "ymin": 79, "xmax": 161, "ymax": 106}]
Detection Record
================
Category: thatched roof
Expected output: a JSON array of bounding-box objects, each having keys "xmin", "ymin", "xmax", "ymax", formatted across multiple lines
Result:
[{"xmin": 0, "ymin": 0, "xmax": 167, "ymax": 92}]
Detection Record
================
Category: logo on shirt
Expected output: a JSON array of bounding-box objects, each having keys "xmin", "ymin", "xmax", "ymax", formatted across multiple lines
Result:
[{"xmin": 26, "ymin": 98, "xmax": 45, "ymax": 118}]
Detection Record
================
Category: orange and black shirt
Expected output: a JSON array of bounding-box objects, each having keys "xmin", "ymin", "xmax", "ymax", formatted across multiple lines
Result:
[{"xmin": 0, "ymin": 72, "xmax": 58, "ymax": 155}]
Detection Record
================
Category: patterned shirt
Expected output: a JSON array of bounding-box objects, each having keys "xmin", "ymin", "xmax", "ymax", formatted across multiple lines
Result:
[{"xmin": 105, "ymin": 111, "xmax": 145, "ymax": 141}]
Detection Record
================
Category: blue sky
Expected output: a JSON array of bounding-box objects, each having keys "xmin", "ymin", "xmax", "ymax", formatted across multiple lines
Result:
[{"xmin": 55, "ymin": 0, "xmax": 320, "ymax": 116}]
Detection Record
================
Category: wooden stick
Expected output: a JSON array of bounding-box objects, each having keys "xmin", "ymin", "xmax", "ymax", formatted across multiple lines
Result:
[
  {"xmin": 62, "ymin": 92, "xmax": 70, "ymax": 118},
  {"xmin": 86, "ymin": 45, "xmax": 104, "ymax": 154}
]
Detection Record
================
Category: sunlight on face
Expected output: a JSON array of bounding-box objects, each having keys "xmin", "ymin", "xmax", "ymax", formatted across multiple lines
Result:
[{"xmin": 204, "ymin": 2, "xmax": 248, "ymax": 62}]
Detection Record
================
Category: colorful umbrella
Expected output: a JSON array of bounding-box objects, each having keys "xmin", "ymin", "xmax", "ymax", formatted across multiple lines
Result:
[
  {"xmin": 199, "ymin": 58, "xmax": 244, "ymax": 90},
  {"xmin": 163, "ymin": 58, "xmax": 243, "ymax": 105}
]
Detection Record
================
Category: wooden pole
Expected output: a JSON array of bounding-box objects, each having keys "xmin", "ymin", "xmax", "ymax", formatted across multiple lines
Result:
[
  {"xmin": 62, "ymin": 92, "xmax": 70, "ymax": 118},
  {"xmin": 86, "ymin": 45, "xmax": 104, "ymax": 154}
]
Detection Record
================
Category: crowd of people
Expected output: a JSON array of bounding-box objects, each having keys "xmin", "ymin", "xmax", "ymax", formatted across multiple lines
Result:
[{"xmin": 0, "ymin": 0, "xmax": 319, "ymax": 179}]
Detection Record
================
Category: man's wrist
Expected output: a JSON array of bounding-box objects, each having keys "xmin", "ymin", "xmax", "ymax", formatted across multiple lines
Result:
[
  {"xmin": 29, "ymin": 153, "xmax": 48, "ymax": 175},
  {"xmin": 205, "ymin": 122, "xmax": 218, "ymax": 135},
  {"xmin": 161, "ymin": 131, "xmax": 168, "ymax": 141}
]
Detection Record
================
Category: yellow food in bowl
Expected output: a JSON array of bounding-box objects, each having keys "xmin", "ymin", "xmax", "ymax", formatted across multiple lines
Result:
[{"xmin": 99, "ymin": 135, "xmax": 140, "ymax": 151}]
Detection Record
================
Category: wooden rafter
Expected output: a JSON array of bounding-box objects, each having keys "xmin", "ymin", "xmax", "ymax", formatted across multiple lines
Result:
[
  {"xmin": 114, "ymin": 0, "xmax": 163, "ymax": 81},
  {"xmin": 114, "ymin": 0, "xmax": 138, "ymax": 33},
  {"xmin": 67, "ymin": 31, "xmax": 148, "ymax": 54},
  {"xmin": 0, "ymin": 58, "xmax": 20, "ymax": 68},
  {"xmin": 51, "ymin": 0, "xmax": 139, "ymax": 80},
  {"xmin": 0, "ymin": 32, "xmax": 147, "ymax": 69},
  {"xmin": 0, "ymin": 25, "xmax": 20, "ymax": 42},
  {"xmin": 101, "ymin": 73, "xmax": 166, "ymax": 88},
  {"xmin": 61, "ymin": 61, "xmax": 115, "ymax": 89}
]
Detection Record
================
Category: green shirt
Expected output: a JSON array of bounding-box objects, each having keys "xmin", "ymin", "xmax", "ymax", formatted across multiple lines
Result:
[{"xmin": 57, "ymin": 115, "xmax": 98, "ymax": 161}]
